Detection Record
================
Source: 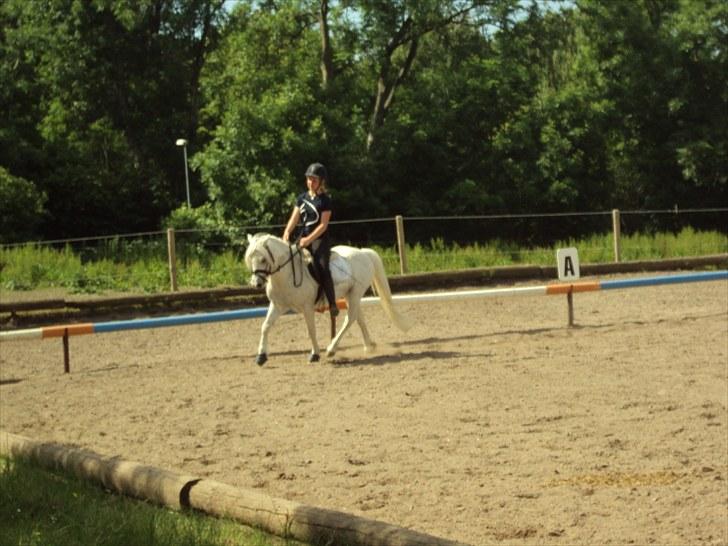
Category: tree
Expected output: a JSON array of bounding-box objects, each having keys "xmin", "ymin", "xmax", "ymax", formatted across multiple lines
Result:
[
  {"xmin": 667, "ymin": 0, "xmax": 728, "ymax": 207},
  {"xmin": 0, "ymin": 0, "xmax": 226, "ymax": 239},
  {"xmin": 570, "ymin": 0, "xmax": 727, "ymax": 226},
  {"xmin": 347, "ymin": 0, "xmax": 502, "ymax": 152},
  {"xmin": 196, "ymin": 2, "xmax": 327, "ymax": 226}
]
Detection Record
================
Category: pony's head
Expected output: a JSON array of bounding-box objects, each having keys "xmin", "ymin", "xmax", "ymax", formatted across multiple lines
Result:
[
  {"xmin": 244, "ymin": 233, "xmax": 305, "ymax": 288},
  {"xmin": 244, "ymin": 233, "xmax": 274, "ymax": 288}
]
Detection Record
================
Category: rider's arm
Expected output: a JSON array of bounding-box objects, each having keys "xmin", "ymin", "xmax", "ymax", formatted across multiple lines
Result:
[
  {"xmin": 300, "ymin": 210, "xmax": 331, "ymax": 248},
  {"xmin": 282, "ymin": 206, "xmax": 301, "ymax": 242}
]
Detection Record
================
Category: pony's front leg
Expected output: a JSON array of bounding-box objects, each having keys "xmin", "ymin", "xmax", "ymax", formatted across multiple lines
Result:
[
  {"xmin": 256, "ymin": 303, "xmax": 282, "ymax": 366},
  {"xmin": 302, "ymin": 306, "xmax": 321, "ymax": 362}
]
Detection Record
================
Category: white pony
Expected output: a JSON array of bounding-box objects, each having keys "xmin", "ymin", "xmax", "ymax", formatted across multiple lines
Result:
[{"xmin": 244, "ymin": 233, "xmax": 412, "ymax": 365}]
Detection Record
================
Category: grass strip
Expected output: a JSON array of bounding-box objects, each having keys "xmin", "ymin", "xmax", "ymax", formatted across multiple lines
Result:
[
  {"xmin": 1, "ymin": 227, "xmax": 725, "ymax": 294},
  {"xmin": 0, "ymin": 456, "xmax": 303, "ymax": 546}
]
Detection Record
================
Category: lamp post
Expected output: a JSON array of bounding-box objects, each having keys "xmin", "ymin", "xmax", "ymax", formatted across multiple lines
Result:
[{"xmin": 175, "ymin": 138, "xmax": 191, "ymax": 207}]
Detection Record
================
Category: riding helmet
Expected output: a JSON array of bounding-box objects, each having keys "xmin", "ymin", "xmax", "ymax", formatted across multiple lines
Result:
[{"xmin": 305, "ymin": 163, "xmax": 328, "ymax": 180}]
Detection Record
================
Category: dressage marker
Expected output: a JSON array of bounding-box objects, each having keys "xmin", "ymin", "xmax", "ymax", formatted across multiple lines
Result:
[{"xmin": 1, "ymin": 270, "xmax": 726, "ymax": 373}]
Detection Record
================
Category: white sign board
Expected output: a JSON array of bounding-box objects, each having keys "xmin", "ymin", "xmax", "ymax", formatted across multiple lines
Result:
[{"xmin": 556, "ymin": 247, "xmax": 580, "ymax": 281}]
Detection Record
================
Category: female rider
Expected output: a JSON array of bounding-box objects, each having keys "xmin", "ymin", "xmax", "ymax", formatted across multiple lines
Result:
[{"xmin": 282, "ymin": 163, "xmax": 338, "ymax": 318}]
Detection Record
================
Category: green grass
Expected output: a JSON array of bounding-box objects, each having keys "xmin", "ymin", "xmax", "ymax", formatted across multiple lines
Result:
[
  {"xmin": 0, "ymin": 227, "xmax": 725, "ymax": 295},
  {"xmin": 373, "ymin": 228, "xmax": 728, "ymax": 275},
  {"xmin": 0, "ymin": 456, "xmax": 302, "ymax": 546}
]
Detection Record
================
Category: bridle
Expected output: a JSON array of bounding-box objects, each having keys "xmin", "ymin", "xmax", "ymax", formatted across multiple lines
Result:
[{"xmin": 251, "ymin": 240, "xmax": 304, "ymax": 287}]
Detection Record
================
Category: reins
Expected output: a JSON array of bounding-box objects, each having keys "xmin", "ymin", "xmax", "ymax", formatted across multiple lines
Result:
[{"xmin": 287, "ymin": 242, "xmax": 304, "ymax": 288}]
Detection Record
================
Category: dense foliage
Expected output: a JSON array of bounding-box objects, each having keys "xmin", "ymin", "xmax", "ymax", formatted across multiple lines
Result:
[{"xmin": 1, "ymin": 0, "xmax": 726, "ymax": 244}]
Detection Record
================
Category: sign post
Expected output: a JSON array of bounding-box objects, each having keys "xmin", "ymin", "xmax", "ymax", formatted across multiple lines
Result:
[{"xmin": 556, "ymin": 247, "xmax": 580, "ymax": 327}]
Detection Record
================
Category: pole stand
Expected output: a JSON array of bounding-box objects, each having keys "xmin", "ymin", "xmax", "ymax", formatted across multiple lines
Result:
[
  {"xmin": 63, "ymin": 329, "xmax": 70, "ymax": 373},
  {"xmin": 567, "ymin": 291, "xmax": 574, "ymax": 327}
]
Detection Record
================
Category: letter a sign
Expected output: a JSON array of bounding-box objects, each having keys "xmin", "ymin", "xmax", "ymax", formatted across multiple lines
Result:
[{"xmin": 557, "ymin": 247, "xmax": 580, "ymax": 281}]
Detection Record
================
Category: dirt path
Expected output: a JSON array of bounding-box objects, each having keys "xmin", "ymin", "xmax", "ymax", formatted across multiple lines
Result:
[{"xmin": 1, "ymin": 274, "xmax": 727, "ymax": 545}]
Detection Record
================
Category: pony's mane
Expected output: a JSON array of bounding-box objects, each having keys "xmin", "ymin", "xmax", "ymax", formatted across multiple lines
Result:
[
  {"xmin": 245, "ymin": 232, "xmax": 313, "ymax": 267},
  {"xmin": 244, "ymin": 232, "xmax": 288, "ymax": 261}
]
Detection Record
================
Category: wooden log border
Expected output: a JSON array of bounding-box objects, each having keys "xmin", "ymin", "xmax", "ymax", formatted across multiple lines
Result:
[{"xmin": 0, "ymin": 431, "xmax": 467, "ymax": 546}]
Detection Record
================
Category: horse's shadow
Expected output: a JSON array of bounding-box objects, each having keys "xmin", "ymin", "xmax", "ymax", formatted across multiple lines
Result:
[
  {"xmin": 230, "ymin": 347, "xmax": 465, "ymax": 368},
  {"xmin": 240, "ymin": 330, "xmax": 539, "ymax": 367},
  {"xmin": 311, "ymin": 325, "xmax": 580, "ymax": 367},
  {"xmin": 256, "ymin": 313, "xmax": 715, "ymax": 366},
  {"xmin": 330, "ymin": 349, "xmax": 462, "ymax": 368}
]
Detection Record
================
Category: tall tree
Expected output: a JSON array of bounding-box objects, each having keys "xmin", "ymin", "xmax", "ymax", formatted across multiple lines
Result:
[
  {"xmin": 318, "ymin": 0, "xmax": 335, "ymax": 87},
  {"xmin": 350, "ymin": 0, "xmax": 500, "ymax": 152},
  {"xmin": 575, "ymin": 0, "xmax": 684, "ymax": 209},
  {"xmin": 0, "ymin": 0, "xmax": 226, "ymax": 239},
  {"xmin": 196, "ymin": 2, "xmax": 327, "ymax": 225},
  {"xmin": 667, "ymin": 0, "xmax": 728, "ymax": 208}
]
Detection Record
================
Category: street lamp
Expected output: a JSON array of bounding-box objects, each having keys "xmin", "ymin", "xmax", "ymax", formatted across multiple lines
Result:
[{"xmin": 175, "ymin": 138, "xmax": 191, "ymax": 207}]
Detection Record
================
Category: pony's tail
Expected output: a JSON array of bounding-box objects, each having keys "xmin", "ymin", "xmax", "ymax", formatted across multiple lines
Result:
[{"xmin": 364, "ymin": 249, "xmax": 414, "ymax": 332}]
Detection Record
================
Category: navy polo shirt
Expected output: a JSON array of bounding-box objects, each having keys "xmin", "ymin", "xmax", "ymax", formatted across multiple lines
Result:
[{"xmin": 296, "ymin": 191, "xmax": 332, "ymax": 238}]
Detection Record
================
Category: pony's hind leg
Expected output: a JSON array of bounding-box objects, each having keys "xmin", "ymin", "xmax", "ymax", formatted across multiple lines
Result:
[
  {"xmin": 326, "ymin": 297, "xmax": 375, "ymax": 357},
  {"xmin": 355, "ymin": 306, "xmax": 376, "ymax": 353},
  {"xmin": 325, "ymin": 299, "xmax": 356, "ymax": 357},
  {"xmin": 325, "ymin": 314, "xmax": 352, "ymax": 357}
]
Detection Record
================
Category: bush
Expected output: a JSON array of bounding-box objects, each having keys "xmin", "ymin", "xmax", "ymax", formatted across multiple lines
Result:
[
  {"xmin": 163, "ymin": 203, "xmax": 236, "ymax": 249},
  {"xmin": 0, "ymin": 167, "xmax": 47, "ymax": 244}
]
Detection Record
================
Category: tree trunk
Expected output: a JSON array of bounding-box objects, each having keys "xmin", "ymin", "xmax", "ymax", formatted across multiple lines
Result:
[
  {"xmin": 319, "ymin": 0, "xmax": 335, "ymax": 88},
  {"xmin": 366, "ymin": 32, "xmax": 418, "ymax": 152}
]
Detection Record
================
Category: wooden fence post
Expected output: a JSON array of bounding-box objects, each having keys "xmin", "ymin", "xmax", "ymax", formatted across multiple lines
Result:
[
  {"xmin": 63, "ymin": 329, "xmax": 70, "ymax": 374},
  {"xmin": 612, "ymin": 209, "xmax": 621, "ymax": 263},
  {"xmin": 395, "ymin": 215, "xmax": 408, "ymax": 275},
  {"xmin": 167, "ymin": 228, "xmax": 178, "ymax": 292}
]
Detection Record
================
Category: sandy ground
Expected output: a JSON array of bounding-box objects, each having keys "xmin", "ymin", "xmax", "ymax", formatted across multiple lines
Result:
[{"xmin": 1, "ymin": 274, "xmax": 727, "ymax": 545}]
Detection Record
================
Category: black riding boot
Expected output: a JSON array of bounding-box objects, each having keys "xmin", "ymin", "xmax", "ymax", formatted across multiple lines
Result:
[
  {"xmin": 312, "ymin": 238, "xmax": 338, "ymax": 318},
  {"xmin": 321, "ymin": 269, "xmax": 338, "ymax": 317}
]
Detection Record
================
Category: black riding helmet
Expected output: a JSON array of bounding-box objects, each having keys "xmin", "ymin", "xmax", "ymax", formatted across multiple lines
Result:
[{"xmin": 305, "ymin": 162, "xmax": 328, "ymax": 180}]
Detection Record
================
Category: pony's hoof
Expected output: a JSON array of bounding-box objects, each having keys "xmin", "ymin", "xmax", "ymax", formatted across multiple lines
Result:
[
  {"xmin": 308, "ymin": 353, "xmax": 320, "ymax": 363},
  {"xmin": 255, "ymin": 353, "xmax": 268, "ymax": 366}
]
